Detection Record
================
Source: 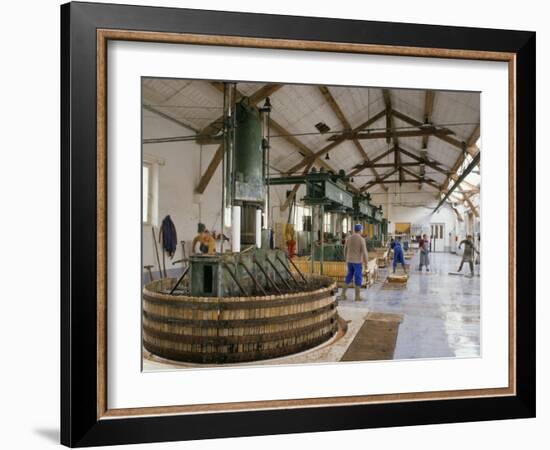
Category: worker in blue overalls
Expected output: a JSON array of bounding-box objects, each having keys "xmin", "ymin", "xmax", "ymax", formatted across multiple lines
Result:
[
  {"xmin": 392, "ymin": 237, "xmax": 408, "ymax": 274},
  {"xmin": 339, "ymin": 223, "xmax": 369, "ymax": 302}
]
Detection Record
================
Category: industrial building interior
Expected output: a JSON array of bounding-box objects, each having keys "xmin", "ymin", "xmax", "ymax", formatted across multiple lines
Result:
[{"xmin": 141, "ymin": 79, "xmax": 480, "ymax": 370}]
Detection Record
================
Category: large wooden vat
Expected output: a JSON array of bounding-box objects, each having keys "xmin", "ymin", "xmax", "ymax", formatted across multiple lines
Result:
[{"xmin": 143, "ymin": 275, "xmax": 338, "ymax": 363}]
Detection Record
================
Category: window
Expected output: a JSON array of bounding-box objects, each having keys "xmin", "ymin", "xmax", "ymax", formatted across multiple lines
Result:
[
  {"xmin": 142, "ymin": 154, "xmax": 163, "ymax": 226},
  {"xmin": 142, "ymin": 162, "xmax": 152, "ymax": 224},
  {"xmin": 294, "ymin": 205, "xmax": 310, "ymax": 232},
  {"xmin": 324, "ymin": 212, "xmax": 331, "ymax": 233}
]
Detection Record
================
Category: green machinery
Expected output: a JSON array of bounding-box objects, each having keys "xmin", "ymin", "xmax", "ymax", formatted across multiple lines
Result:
[
  {"xmin": 222, "ymin": 92, "xmax": 272, "ymax": 250},
  {"xmin": 303, "ymin": 170, "xmax": 353, "ymax": 271},
  {"xmin": 267, "ymin": 167, "xmax": 389, "ymax": 273},
  {"xmin": 352, "ymin": 194, "xmax": 388, "ymax": 248},
  {"xmin": 186, "ymin": 249, "xmax": 305, "ymax": 297},
  {"xmin": 231, "ymin": 101, "xmax": 266, "ymax": 246},
  {"xmin": 268, "ymin": 168, "xmax": 355, "ymax": 273},
  {"xmin": 232, "ymin": 101, "xmax": 265, "ymax": 205}
]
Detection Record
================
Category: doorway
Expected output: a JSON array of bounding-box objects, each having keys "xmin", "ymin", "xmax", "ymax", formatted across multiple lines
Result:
[{"xmin": 430, "ymin": 223, "xmax": 445, "ymax": 252}]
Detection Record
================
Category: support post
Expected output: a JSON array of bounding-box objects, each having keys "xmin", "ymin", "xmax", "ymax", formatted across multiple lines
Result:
[
  {"xmin": 255, "ymin": 208, "xmax": 262, "ymax": 248},
  {"xmin": 231, "ymin": 205, "xmax": 241, "ymax": 252}
]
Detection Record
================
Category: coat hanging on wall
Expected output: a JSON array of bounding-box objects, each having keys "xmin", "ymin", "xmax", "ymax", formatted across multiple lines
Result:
[{"xmin": 159, "ymin": 215, "xmax": 178, "ymax": 257}]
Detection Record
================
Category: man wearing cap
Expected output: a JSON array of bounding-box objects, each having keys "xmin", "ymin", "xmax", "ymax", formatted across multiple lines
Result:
[{"xmin": 339, "ymin": 223, "xmax": 369, "ymax": 302}]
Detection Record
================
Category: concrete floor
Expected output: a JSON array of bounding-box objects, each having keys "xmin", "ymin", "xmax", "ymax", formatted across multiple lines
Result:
[
  {"xmin": 143, "ymin": 251, "xmax": 480, "ymax": 371},
  {"xmin": 344, "ymin": 250, "xmax": 481, "ymax": 360}
]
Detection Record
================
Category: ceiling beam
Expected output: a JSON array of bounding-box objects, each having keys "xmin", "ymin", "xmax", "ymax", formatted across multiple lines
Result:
[
  {"xmin": 382, "ymin": 89, "xmax": 399, "ymax": 147},
  {"xmin": 463, "ymin": 195, "xmax": 479, "ymax": 217},
  {"xmin": 195, "ymin": 144, "xmax": 224, "ymax": 194},
  {"xmin": 448, "ymin": 201, "xmax": 464, "ymax": 222},
  {"xmin": 348, "ymin": 147, "xmax": 395, "ymax": 177},
  {"xmin": 465, "ymin": 124, "xmax": 480, "ymax": 157},
  {"xmin": 457, "ymin": 189, "xmax": 478, "ymax": 198},
  {"xmin": 318, "ymin": 87, "xmax": 350, "ymax": 132},
  {"xmin": 391, "ymin": 109, "xmax": 466, "ymax": 151},
  {"xmin": 400, "ymin": 166, "xmax": 442, "ymax": 191},
  {"xmin": 382, "ymin": 89, "xmax": 392, "ymax": 144},
  {"xmin": 360, "ymin": 167, "xmax": 399, "ymax": 192},
  {"xmin": 396, "ymin": 146, "xmax": 450, "ymax": 176},
  {"xmin": 350, "ymin": 161, "xmax": 444, "ymax": 169},
  {"xmin": 287, "ymin": 109, "xmax": 386, "ymax": 174},
  {"xmin": 363, "ymin": 179, "xmax": 439, "ymax": 186},
  {"xmin": 270, "ymin": 118, "xmax": 358, "ymax": 195},
  {"xmin": 269, "ymin": 119, "xmax": 315, "ymax": 160},
  {"xmin": 419, "ymin": 90, "xmax": 434, "ymax": 189},
  {"xmin": 442, "ymin": 124, "xmax": 482, "ymax": 192},
  {"xmin": 249, "ymin": 84, "xmax": 284, "ymax": 104},
  {"xmin": 196, "ymin": 83, "xmax": 283, "ymax": 144},
  {"xmin": 281, "ymin": 183, "xmax": 301, "ymax": 212},
  {"xmin": 194, "ymin": 84, "xmax": 281, "ymax": 193},
  {"xmin": 281, "ymin": 161, "xmax": 315, "ymax": 212},
  {"xmin": 318, "ymin": 86, "xmax": 386, "ymax": 190},
  {"xmin": 330, "ymin": 127, "xmax": 456, "ymax": 141},
  {"xmin": 467, "ymin": 124, "xmax": 480, "ymax": 147},
  {"xmin": 458, "ymin": 180, "xmax": 480, "ymax": 192},
  {"xmin": 209, "ymin": 82, "xmax": 283, "ymax": 106},
  {"xmin": 318, "ymin": 86, "xmax": 368, "ymax": 160},
  {"xmin": 434, "ymin": 152, "xmax": 480, "ymax": 213},
  {"xmin": 382, "ymin": 89, "xmax": 402, "ymax": 186},
  {"xmin": 422, "ymin": 90, "xmax": 435, "ymax": 149}
]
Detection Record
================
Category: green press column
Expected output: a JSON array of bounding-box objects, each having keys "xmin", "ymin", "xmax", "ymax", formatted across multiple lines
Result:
[
  {"xmin": 234, "ymin": 101, "xmax": 263, "ymax": 198},
  {"xmin": 232, "ymin": 101, "xmax": 265, "ymax": 248}
]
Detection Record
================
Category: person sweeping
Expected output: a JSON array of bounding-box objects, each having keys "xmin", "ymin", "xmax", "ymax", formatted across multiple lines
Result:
[
  {"xmin": 457, "ymin": 234, "xmax": 479, "ymax": 276},
  {"xmin": 339, "ymin": 224, "xmax": 369, "ymax": 302},
  {"xmin": 392, "ymin": 236, "xmax": 408, "ymax": 274},
  {"xmin": 418, "ymin": 233, "xmax": 430, "ymax": 272}
]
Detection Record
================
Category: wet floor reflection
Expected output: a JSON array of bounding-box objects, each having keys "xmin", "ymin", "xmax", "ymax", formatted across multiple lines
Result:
[{"xmin": 337, "ymin": 251, "xmax": 480, "ymax": 360}]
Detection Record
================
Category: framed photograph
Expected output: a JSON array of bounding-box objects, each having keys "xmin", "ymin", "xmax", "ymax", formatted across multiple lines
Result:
[{"xmin": 61, "ymin": 1, "xmax": 535, "ymax": 447}]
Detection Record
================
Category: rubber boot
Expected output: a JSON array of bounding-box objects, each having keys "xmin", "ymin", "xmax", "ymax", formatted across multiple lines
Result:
[
  {"xmin": 338, "ymin": 283, "xmax": 349, "ymax": 301},
  {"xmin": 354, "ymin": 286, "xmax": 361, "ymax": 302}
]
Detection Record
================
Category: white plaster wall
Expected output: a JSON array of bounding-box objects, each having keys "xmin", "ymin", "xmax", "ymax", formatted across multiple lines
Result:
[
  {"xmin": 142, "ymin": 109, "xmax": 225, "ymax": 274},
  {"xmin": 371, "ymin": 188, "xmax": 459, "ymax": 251}
]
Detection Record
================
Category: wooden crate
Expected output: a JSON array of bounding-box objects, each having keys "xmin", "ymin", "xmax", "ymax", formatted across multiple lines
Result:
[{"xmin": 387, "ymin": 274, "xmax": 409, "ymax": 284}]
